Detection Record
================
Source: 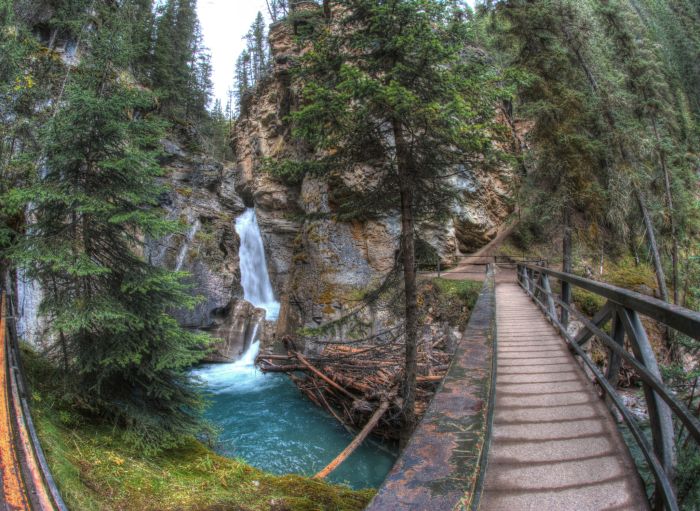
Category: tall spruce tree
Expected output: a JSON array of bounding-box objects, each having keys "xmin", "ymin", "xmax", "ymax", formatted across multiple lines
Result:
[
  {"xmin": 495, "ymin": 0, "xmax": 607, "ymax": 251},
  {"xmin": 285, "ymin": 0, "xmax": 502, "ymax": 440},
  {"xmin": 151, "ymin": 0, "xmax": 211, "ymax": 123},
  {"xmin": 10, "ymin": 2, "xmax": 210, "ymax": 452}
]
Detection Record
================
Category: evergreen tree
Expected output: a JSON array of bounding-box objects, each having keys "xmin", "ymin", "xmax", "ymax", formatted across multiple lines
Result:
[
  {"xmin": 1, "ymin": 0, "xmax": 64, "ymax": 267},
  {"xmin": 234, "ymin": 49, "xmax": 252, "ymax": 108},
  {"xmin": 127, "ymin": 0, "xmax": 155, "ymax": 81},
  {"xmin": 495, "ymin": 0, "xmax": 607, "ymax": 247},
  {"xmin": 233, "ymin": 12, "xmax": 271, "ymax": 112},
  {"xmin": 10, "ymin": 3, "xmax": 211, "ymax": 452},
  {"xmin": 151, "ymin": 0, "xmax": 211, "ymax": 122},
  {"xmin": 248, "ymin": 12, "xmax": 269, "ymax": 82},
  {"xmin": 266, "ymin": 0, "xmax": 288, "ymax": 22},
  {"xmin": 283, "ymin": 0, "xmax": 502, "ymax": 440}
]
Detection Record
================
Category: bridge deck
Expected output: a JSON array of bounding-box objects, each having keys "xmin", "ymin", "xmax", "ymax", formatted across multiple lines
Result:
[{"xmin": 480, "ymin": 282, "xmax": 649, "ymax": 510}]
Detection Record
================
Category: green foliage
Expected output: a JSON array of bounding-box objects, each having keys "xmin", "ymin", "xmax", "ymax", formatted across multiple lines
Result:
[
  {"xmin": 152, "ymin": 0, "xmax": 212, "ymax": 123},
  {"xmin": 414, "ymin": 237, "xmax": 440, "ymax": 268},
  {"xmin": 9, "ymin": 4, "xmax": 212, "ymax": 453},
  {"xmin": 432, "ymin": 279, "xmax": 482, "ymax": 311},
  {"xmin": 234, "ymin": 11, "xmax": 271, "ymax": 113},
  {"xmin": 605, "ymin": 256, "xmax": 656, "ymax": 290},
  {"xmin": 572, "ymin": 288, "xmax": 606, "ymax": 317},
  {"xmin": 486, "ymin": 0, "xmax": 700, "ymax": 278},
  {"xmin": 0, "ymin": 1, "xmax": 65, "ymax": 262},
  {"xmin": 288, "ymin": 0, "xmax": 505, "ymax": 221},
  {"xmin": 260, "ymin": 157, "xmax": 329, "ymax": 185},
  {"xmin": 421, "ymin": 278, "xmax": 482, "ymax": 330},
  {"xmin": 676, "ymin": 442, "xmax": 700, "ymax": 510}
]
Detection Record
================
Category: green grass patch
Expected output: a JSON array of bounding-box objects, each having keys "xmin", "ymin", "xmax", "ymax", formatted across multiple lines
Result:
[
  {"xmin": 572, "ymin": 288, "xmax": 607, "ymax": 317},
  {"xmin": 418, "ymin": 278, "xmax": 483, "ymax": 329},
  {"xmin": 604, "ymin": 256, "xmax": 656, "ymax": 290},
  {"xmin": 432, "ymin": 278, "xmax": 482, "ymax": 311},
  {"xmin": 22, "ymin": 347, "xmax": 374, "ymax": 511}
]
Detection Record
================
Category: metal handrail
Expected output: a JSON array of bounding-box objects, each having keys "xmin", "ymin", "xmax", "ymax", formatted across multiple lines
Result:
[
  {"xmin": 1, "ymin": 289, "xmax": 68, "ymax": 511},
  {"xmin": 522, "ymin": 265, "xmax": 700, "ymax": 340},
  {"xmin": 516, "ymin": 263, "xmax": 700, "ymax": 511}
]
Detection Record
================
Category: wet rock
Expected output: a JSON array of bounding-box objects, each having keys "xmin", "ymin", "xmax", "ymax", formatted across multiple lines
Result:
[{"xmin": 206, "ymin": 299, "xmax": 266, "ymax": 363}]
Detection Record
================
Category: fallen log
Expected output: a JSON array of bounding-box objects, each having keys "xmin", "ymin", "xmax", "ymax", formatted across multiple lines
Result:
[
  {"xmin": 257, "ymin": 354, "xmax": 293, "ymax": 361},
  {"xmin": 292, "ymin": 351, "xmax": 359, "ymax": 400},
  {"xmin": 314, "ymin": 397, "xmax": 391, "ymax": 480},
  {"xmin": 417, "ymin": 375, "xmax": 444, "ymax": 383},
  {"xmin": 259, "ymin": 363, "xmax": 308, "ymax": 372}
]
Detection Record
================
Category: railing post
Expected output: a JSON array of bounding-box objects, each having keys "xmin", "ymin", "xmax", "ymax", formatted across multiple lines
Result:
[
  {"xmin": 619, "ymin": 308, "xmax": 676, "ymax": 509},
  {"xmin": 561, "ymin": 280, "xmax": 571, "ymax": 329},
  {"xmin": 542, "ymin": 274, "xmax": 556, "ymax": 320},
  {"xmin": 605, "ymin": 308, "xmax": 625, "ymax": 388}
]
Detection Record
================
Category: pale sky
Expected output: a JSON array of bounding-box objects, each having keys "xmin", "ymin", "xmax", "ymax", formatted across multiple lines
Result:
[{"xmin": 197, "ymin": 0, "xmax": 270, "ymax": 106}]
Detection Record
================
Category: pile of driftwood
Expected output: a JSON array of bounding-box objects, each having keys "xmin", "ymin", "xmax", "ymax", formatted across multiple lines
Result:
[{"xmin": 257, "ymin": 330, "xmax": 454, "ymax": 442}]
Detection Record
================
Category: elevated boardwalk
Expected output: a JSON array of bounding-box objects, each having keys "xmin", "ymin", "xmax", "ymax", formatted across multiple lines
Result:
[
  {"xmin": 480, "ymin": 282, "xmax": 648, "ymax": 510},
  {"xmin": 367, "ymin": 266, "xmax": 675, "ymax": 510},
  {"xmin": 3, "ymin": 264, "xmax": 699, "ymax": 510}
]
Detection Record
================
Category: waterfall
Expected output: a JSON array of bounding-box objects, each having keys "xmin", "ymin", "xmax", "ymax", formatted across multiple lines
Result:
[
  {"xmin": 175, "ymin": 218, "xmax": 201, "ymax": 271},
  {"xmin": 235, "ymin": 208, "xmax": 280, "ymax": 321}
]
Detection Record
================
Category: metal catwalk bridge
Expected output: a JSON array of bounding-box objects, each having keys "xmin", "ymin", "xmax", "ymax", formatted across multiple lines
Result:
[{"xmin": 369, "ymin": 262, "xmax": 700, "ymax": 511}]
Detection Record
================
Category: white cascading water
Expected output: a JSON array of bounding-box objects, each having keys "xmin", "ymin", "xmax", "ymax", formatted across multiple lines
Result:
[
  {"xmin": 234, "ymin": 208, "xmax": 280, "ymax": 321},
  {"xmin": 193, "ymin": 305, "xmax": 263, "ymax": 388},
  {"xmin": 175, "ymin": 218, "xmax": 200, "ymax": 271},
  {"xmin": 195, "ymin": 208, "xmax": 277, "ymax": 384}
]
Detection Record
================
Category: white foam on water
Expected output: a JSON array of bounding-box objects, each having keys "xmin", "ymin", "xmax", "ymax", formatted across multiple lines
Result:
[{"xmin": 193, "ymin": 336, "xmax": 266, "ymax": 393}]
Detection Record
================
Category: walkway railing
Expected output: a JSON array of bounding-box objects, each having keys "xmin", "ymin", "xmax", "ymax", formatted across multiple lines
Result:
[
  {"xmin": 417, "ymin": 255, "xmax": 546, "ymax": 278},
  {"xmin": 517, "ymin": 263, "xmax": 700, "ymax": 511},
  {"xmin": 1, "ymin": 290, "xmax": 68, "ymax": 510}
]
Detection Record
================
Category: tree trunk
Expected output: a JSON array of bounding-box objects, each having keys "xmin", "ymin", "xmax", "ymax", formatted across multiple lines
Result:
[
  {"xmin": 652, "ymin": 118, "xmax": 679, "ymax": 305},
  {"xmin": 314, "ymin": 398, "xmax": 390, "ymax": 479},
  {"xmin": 393, "ymin": 120, "xmax": 418, "ymax": 448},
  {"xmin": 635, "ymin": 189, "xmax": 669, "ymax": 303}
]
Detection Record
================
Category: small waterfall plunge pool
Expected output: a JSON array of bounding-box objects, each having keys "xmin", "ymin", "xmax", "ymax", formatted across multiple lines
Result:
[
  {"xmin": 193, "ymin": 208, "xmax": 397, "ymax": 490},
  {"xmin": 193, "ymin": 344, "xmax": 397, "ymax": 489}
]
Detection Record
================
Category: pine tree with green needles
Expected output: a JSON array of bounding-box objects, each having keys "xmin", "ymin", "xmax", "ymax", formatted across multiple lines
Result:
[
  {"xmin": 152, "ymin": 0, "xmax": 209, "ymax": 122},
  {"xmin": 9, "ymin": 3, "xmax": 211, "ymax": 453},
  {"xmin": 280, "ymin": 0, "xmax": 503, "ymax": 442},
  {"xmin": 248, "ymin": 12, "xmax": 269, "ymax": 83},
  {"xmin": 495, "ymin": 0, "xmax": 607, "ymax": 240}
]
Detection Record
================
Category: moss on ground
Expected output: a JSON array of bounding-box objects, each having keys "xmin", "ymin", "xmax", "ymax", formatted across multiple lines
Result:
[
  {"xmin": 432, "ymin": 279, "xmax": 482, "ymax": 311},
  {"xmin": 418, "ymin": 278, "xmax": 482, "ymax": 329},
  {"xmin": 22, "ymin": 348, "xmax": 374, "ymax": 511}
]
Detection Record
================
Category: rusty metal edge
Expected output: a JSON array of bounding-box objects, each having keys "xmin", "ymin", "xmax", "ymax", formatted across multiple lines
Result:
[
  {"xmin": 467, "ymin": 266, "xmax": 497, "ymax": 511},
  {"xmin": 3, "ymin": 288, "xmax": 69, "ymax": 511}
]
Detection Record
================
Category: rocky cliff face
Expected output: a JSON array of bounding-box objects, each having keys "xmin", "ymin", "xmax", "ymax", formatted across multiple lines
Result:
[
  {"xmin": 148, "ymin": 140, "xmax": 267, "ymax": 362},
  {"xmin": 226, "ymin": 19, "xmax": 517, "ymax": 346}
]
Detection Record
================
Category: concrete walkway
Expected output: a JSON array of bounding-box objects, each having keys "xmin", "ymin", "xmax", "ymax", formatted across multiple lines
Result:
[{"xmin": 479, "ymin": 282, "xmax": 649, "ymax": 510}]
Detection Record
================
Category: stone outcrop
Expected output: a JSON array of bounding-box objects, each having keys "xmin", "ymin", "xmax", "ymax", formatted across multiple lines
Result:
[
  {"xmin": 156, "ymin": 12, "xmax": 517, "ymax": 358},
  {"xmin": 228, "ymin": 16, "xmax": 517, "ymax": 345}
]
